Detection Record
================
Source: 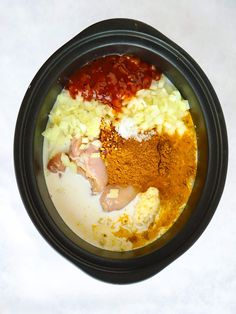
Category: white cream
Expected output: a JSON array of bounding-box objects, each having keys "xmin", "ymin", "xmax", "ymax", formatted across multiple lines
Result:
[{"xmin": 44, "ymin": 139, "xmax": 135, "ymax": 251}]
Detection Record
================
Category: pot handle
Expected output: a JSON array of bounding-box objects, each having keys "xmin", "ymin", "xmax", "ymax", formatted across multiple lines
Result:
[{"xmin": 71, "ymin": 18, "xmax": 169, "ymax": 43}]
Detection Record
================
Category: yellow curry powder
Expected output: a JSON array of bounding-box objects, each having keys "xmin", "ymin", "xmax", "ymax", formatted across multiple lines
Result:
[{"xmin": 100, "ymin": 114, "xmax": 197, "ymax": 248}]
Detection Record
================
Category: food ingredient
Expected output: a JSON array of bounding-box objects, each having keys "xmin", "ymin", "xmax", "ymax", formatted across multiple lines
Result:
[
  {"xmin": 43, "ymin": 54, "xmax": 197, "ymax": 251},
  {"xmin": 67, "ymin": 55, "xmax": 161, "ymax": 111}
]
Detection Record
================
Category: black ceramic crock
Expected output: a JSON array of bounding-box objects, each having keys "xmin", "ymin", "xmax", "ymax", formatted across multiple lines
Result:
[{"xmin": 14, "ymin": 18, "xmax": 228, "ymax": 284}]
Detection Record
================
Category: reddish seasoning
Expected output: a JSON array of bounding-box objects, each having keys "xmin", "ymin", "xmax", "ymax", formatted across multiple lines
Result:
[{"xmin": 66, "ymin": 55, "xmax": 161, "ymax": 111}]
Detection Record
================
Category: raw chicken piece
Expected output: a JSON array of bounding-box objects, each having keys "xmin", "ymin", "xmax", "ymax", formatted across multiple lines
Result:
[
  {"xmin": 47, "ymin": 153, "xmax": 66, "ymax": 173},
  {"xmin": 100, "ymin": 185, "xmax": 138, "ymax": 212},
  {"xmin": 86, "ymin": 155, "xmax": 108, "ymax": 193},
  {"xmin": 69, "ymin": 137, "xmax": 82, "ymax": 159},
  {"xmin": 69, "ymin": 138, "xmax": 108, "ymax": 194}
]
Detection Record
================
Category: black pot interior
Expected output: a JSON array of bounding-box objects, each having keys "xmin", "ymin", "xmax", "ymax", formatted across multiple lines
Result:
[{"xmin": 33, "ymin": 41, "xmax": 208, "ymax": 261}]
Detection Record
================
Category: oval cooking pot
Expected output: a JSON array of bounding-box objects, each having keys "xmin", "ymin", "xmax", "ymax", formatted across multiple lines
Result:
[{"xmin": 14, "ymin": 18, "xmax": 228, "ymax": 284}]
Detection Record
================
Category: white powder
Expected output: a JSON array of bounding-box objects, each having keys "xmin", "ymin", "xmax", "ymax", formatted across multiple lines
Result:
[
  {"xmin": 116, "ymin": 117, "xmax": 156, "ymax": 142},
  {"xmin": 115, "ymin": 117, "xmax": 138, "ymax": 139}
]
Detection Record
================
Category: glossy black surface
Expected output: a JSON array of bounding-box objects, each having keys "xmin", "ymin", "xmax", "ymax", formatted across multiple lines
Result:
[{"xmin": 14, "ymin": 19, "xmax": 228, "ymax": 284}]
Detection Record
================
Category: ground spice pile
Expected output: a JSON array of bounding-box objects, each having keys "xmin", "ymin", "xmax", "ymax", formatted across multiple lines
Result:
[{"xmin": 100, "ymin": 115, "xmax": 197, "ymax": 247}]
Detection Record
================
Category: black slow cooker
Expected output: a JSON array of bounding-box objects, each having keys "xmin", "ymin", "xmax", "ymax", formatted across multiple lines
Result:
[{"xmin": 14, "ymin": 18, "xmax": 228, "ymax": 284}]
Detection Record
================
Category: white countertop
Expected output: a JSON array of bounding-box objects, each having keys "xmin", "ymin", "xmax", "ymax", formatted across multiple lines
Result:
[{"xmin": 1, "ymin": 1, "xmax": 235, "ymax": 313}]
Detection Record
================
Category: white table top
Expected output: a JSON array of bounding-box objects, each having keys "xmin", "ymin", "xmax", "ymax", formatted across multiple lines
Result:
[{"xmin": 1, "ymin": 1, "xmax": 235, "ymax": 313}]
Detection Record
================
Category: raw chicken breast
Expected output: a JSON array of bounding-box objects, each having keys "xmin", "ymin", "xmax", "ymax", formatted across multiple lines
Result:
[
  {"xmin": 47, "ymin": 153, "xmax": 66, "ymax": 173},
  {"xmin": 100, "ymin": 185, "xmax": 138, "ymax": 212},
  {"xmin": 69, "ymin": 138, "xmax": 108, "ymax": 194},
  {"xmin": 69, "ymin": 137, "xmax": 82, "ymax": 159}
]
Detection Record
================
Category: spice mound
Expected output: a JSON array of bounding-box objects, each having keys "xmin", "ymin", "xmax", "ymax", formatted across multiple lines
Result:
[{"xmin": 43, "ymin": 54, "xmax": 197, "ymax": 251}]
